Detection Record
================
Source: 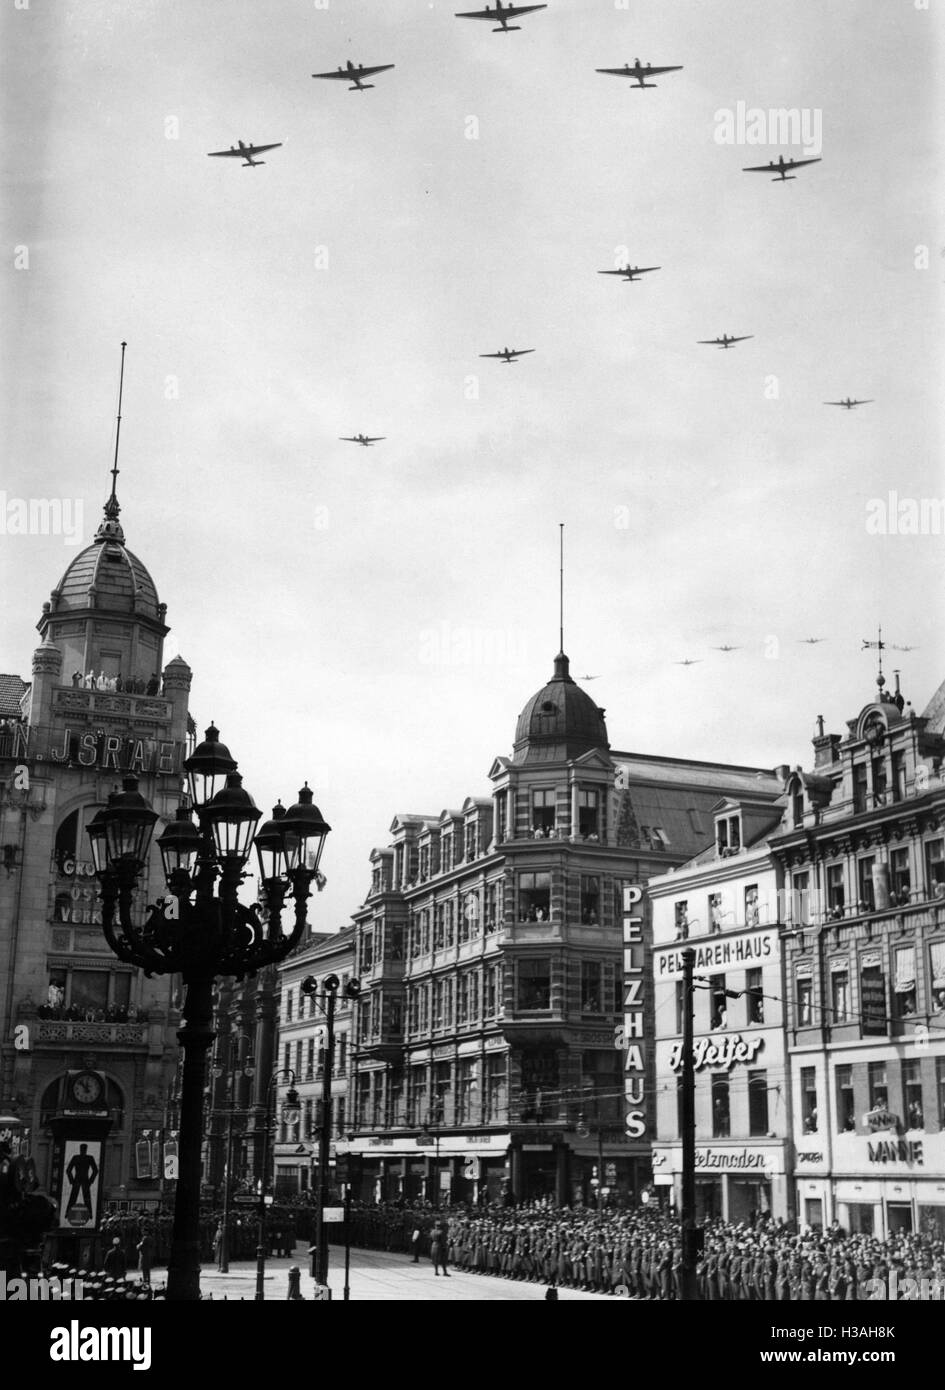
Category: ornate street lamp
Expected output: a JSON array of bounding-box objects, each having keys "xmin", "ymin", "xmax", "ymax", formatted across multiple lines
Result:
[{"xmin": 88, "ymin": 735, "xmax": 331, "ymax": 1301}]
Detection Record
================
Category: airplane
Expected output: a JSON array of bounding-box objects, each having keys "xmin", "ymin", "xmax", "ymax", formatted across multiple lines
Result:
[
  {"xmin": 312, "ymin": 61, "xmax": 395, "ymax": 92},
  {"xmin": 455, "ymin": 2, "xmax": 547, "ymax": 32},
  {"xmin": 825, "ymin": 397, "xmax": 873, "ymax": 410},
  {"xmin": 698, "ymin": 334, "xmax": 753, "ymax": 350},
  {"xmin": 596, "ymin": 59, "xmax": 683, "ymax": 89},
  {"xmin": 207, "ymin": 140, "xmax": 283, "ymax": 168},
  {"xmin": 340, "ymin": 434, "xmax": 385, "ymax": 447},
  {"xmin": 579, "ymin": 674, "xmax": 601, "ymax": 681},
  {"xmin": 599, "ymin": 264, "xmax": 660, "ymax": 283},
  {"xmin": 742, "ymin": 154, "xmax": 822, "ymax": 182},
  {"xmin": 798, "ymin": 637, "xmax": 826, "ymax": 645},
  {"xmin": 479, "ymin": 347, "xmax": 535, "ymax": 363},
  {"xmin": 674, "ymin": 658, "xmax": 702, "ymax": 667},
  {"xmin": 712, "ymin": 645, "xmax": 742, "ymax": 653}
]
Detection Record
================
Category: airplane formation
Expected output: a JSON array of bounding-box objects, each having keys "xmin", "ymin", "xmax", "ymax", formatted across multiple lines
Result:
[{"xmin": 200, "ymin": 8, "xmax": 876, "ymax": 524}]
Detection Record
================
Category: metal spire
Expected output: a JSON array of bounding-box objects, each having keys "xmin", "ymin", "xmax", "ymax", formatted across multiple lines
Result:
[
  {"xmin": 559, "ymin": 522, "xmax": 564, "ymax": 655},
  {"xmin": 862, "ymin": 625, "xmax": 885, "ymax": 689},
  {"xmin": 109, "ymin": 341, "xmax": 127, "ymax": 511}
]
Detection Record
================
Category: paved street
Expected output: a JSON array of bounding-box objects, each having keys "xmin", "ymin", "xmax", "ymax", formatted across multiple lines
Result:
[{"xmin": 149, "ymin": 1245, "xmax": 617, "ymax": 1301}]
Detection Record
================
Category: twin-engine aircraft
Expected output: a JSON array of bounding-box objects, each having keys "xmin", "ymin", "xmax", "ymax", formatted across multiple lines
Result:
[
  {"xmin": 596, "ymin": 59, "xmax": 683, "ymax": 89},
  {"xmin": 480, "ymin": 347, "xmax": 535, "ymax": 363},
  {"xmin": 312, "ymin": 61, "xmax": 395, "ymax": 91},
  {"xmin": 743, "ymin": 154, "xmax": 822, "ymax": 182},
  {"xmin": 455, "ymin": 2, "xmax": 547, "ymax": 33},
  {"xmin": 824, "ymin": 397, "xmax": 872, "ymax": 410},
  {"xmin": 340, "ymin": 434, "xmax": 386, "ymax": 447},
  {"xmin": 207, "ymin": 140, "xmax": 283, "ymax": 168},
  {"xmin": 698, "ymin": 334, "xmax": 753, "ymax": 350},
  {"xmin": 599, "ymin": 264, "xmax": 660, "ymax": 283}
]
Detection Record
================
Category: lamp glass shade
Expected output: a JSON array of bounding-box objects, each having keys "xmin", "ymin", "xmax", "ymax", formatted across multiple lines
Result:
[
  {"xmin": 281, "ymin": 783, "xmax": 331, "ymax": 875},
  {"xmin": 157, "ymin": 806, "xmax": 202, "ymax": 879},
  {"xmin": 86, "ymin": 805, "xmax": 111, "ymax": 875},
  {"xmin": 183, "ymin": 723, "xmax": 238, "ymax": 809},
  {"xmin": 205, "ymin": 772, "xmax": 261, "ymax": 863},
  {"xmin": 254, "ymin": 802, "xmax": 292, "ymax": 882},
  {"xmin": 101, "ymin": 777, "xmax": 158, "ymax": 866}
]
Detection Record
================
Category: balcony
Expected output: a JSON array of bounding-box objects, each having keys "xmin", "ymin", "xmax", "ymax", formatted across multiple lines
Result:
[{"xmin": 34, "ymin": 1019, "xmax": 148, "ymax": 1046}]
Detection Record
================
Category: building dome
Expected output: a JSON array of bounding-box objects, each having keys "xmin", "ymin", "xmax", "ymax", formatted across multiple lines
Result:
[
  {"xmin": 48, "ymin": 498, "xmax": 161, "ymax": 620},
  {"xmin": 513, "ymin": 652, "xmax": 609, "ymax": 763}
]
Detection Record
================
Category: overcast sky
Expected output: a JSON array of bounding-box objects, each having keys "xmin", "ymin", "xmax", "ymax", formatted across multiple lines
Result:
[{"xmin": 2, "ymin": 0, "xmax": 943, "ymax": 929}]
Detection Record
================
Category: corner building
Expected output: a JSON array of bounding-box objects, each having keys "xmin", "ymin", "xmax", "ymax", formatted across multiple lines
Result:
[
  {"xmin": 773, "ymin": 671, "xmax": 945, "ymax": 1240},
  {"xmin": 345, "ymin": 650, "xmax": 781, "ymax": 1207},
  {"xmin": 0, "ymin": 490, "xmax": 192, "ymax": 1224}
]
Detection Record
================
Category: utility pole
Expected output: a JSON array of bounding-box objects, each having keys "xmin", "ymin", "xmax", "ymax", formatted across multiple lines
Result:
[{"xmin": 680, "ymin": 946, "xmax": 699, "ymax": 1300}]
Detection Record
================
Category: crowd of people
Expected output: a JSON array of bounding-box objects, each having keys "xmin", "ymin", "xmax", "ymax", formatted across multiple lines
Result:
[
  {"xmin": 346, "ymin": 1200, "xmax": 945, "ymax": 1300},
  {"xmin": 70, "ymin": 670, "xmax": 163, "ymax": 695}
]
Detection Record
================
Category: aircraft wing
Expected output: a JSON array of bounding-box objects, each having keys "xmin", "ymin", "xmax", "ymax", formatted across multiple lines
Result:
[
  {"xmin": 742, "ymin": 163, "xmax": 776, "ymax": 173},
  {"xmin": 728, "ymin": 335, "xmax": 752, "ymax": 343},
  {"xmin": 313, "ymin": 70, "xmax": 356, "ymax": 80},
  {"xmin": 208, "ymin": 150, "xmax": 243, "ymax": 158},
  {"xmin": 643, "ymin": 65, "xmax": 682, "ymax": 75},
  {"xmin": 364, "ymin": 436, "xmax": 386, "ymax": 442},
  {"xmin": 697, "ymin": 339, "xmax": 723, "ymax": 345},
  {"xmin": 787, "ymin": 157, "xmax": 821, "ymax": 169},
  {"xmin": 357, "ymin": 64, "xmax": 395, "ymax": 78},
  {"xmin": 457, "ymin": 5, "xmax": 546, "ymax": 18},
  {"xmin": 248, "ymin": 143, "xmax": 282, "ymax": 155}
]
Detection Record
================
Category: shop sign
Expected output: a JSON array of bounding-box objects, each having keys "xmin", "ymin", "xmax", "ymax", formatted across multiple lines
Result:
[
  {"xmin": 668, "ymin": 1033, "xmax": 764, "ymax": 1071},
  {"xmin": 615, "ymin": 884, "xmax": 647, "ymax": 1140},
  {"xmin": 48, "ymin": 728, "xmax": 180, "ymax": 776},
  {"xmin": 867, "ymin": 1139, "xmax": 923, "ymax": 1165},
  {"xmin": 655, "ymin": 929, "xmax": 778, "ymax": 980},
  {"xmin": 863, "ymin": 1107, "xmax": 899, "ymax": 1134},
  {"xmin": 694, "ymin": 1149, "xmax": 769, "ymax": 1171}
]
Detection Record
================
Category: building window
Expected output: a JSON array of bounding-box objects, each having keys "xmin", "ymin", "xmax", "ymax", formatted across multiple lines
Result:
[
  {"xmin": 830, "ymin": 966, "xmax": 850, "ymax": 1024},
  {"xmin": 432, "ymin": 1062, "xmax": 451, "ymax": 1125},
  {"xmin": 857, "ymin": 857, "xmax": 876, "ymax": 913},
  {"xmin": 495, "ymin": 793, "xmax": 507, "ymax": 843},
  {"xmin": 578, "ymin": 789, "xmax": 599, "ymax": 838},
  {"xmin": 893, "ymin": 944, "xmax": 917, "ymax": 1018},
  {"xmin": 303, "ymin": 1098, "xmax": 313, "ymax": 1140},
  {"xmin": 532, "ymin": 788, "xmax": 556, "ymax": 835},
  {"xmin": 484, "ymin": 1055, "xmax": 507, "ymax": 1122},
  {"xmin": 408, "ymin": 1065, "xmax": 428, "ymax": 1127},
  {"xmin": 836, "ymin": 1065, "xmax": 855, "ymax": 1131},
  {"xmin": 675, "ymin": 980, "xmax": 685, "ymax": 1034},
  {"xmin": 335, "ymin": 1097, "xmax": 346, "ymax": 1137},
  {"xmin": 745, "ymin": 968, "xmax": 764, "ymax": 1025},
  {"xmin": 338, "ymin": 1034, "xmax": 347, "ymax": 1072},
  {"xmin": 792, "ymin": 785, "xmax": 804, "ymax": 827},
  {"xmin": 462, "ymin": 893, "xmax": 480, "ymax": 941},
  {"xmin": 674, "ymin": 901, "xmax": 689, "ymax": 941},
  {"xmin": 518, "ymin": 872, "xmax": 551, "ymax": 922},
  {"xmin": 903, "ymin": 1059, "xmax": 923, "ymax": 1130},
  {"xmin": 796, "ymin": 974, "xmax": 813, "ymax": 1026},
  {"xmin": 868, "ymin": 1061, "xmax": 888, "ymax": 1112},
  {"xmin": 744, "ymin": 884, "xmax": 760, "ymax": 928},
  {"xmin": 872, "ymin": 757, "xmax": 887, "ymax": 805},
  {"xmin": 891, "ymin": 751, "xmax": 906, "ymax": 802},
  {"xmin": 826, "ymin": 864, "xmax": 845, "ymax": 918},
  {"xmin": 483, "ymin": 964, "xmax": 499, "ymax": 1019},
  {"xmin": 457, "ymin": 1058, "xmax": 478, "ymax": 1124},
  {"xmin": 748, "ymin": 1070, "xmax": 768, "ymax": 1136},
  {"xmin": 306, "ymin": 1037, "xmax": 315, "ymax": 1080},
  {"xmin": 853, "ymin": 762, "xmax": 869, "ymax": 814},
  {"xmin": 930, "ymin": 941, "xmax": 945, "ymax": 1012},
  {"xmin": 581, "ymin": 961, "xmax": 603, "ymax": 1014},
  {"xmin": 891, "ymin": 847, "xmax": 911, "ymax": 905},
  {"xmin": 926, "ymin": 839, "xmax": 945, "ymax": 895},
  {"xmin": 518, "ymin": 957, "xmax": 551, "ymax": 1011},
  {"xmin": 457, "ymin": 973, "xmax": 470, "ymax": 1025},
  {"xmin": 709, "ymin": 975, "xmax": 728, "ymax": 1030},
  {"xmin": 717, "ymin": 815, "xmax": 740, "ymax": 855},
  {"xmin": 800, "ymin": 1067, "xmax": 818, "ymax": 1132},
  {"xmin": 790, "ymin": 870, "xmax": 810, "ymax": 926},
  {"xmin": 708, "ymin": 892, "xmax": 723, "ymax": 934},
  {"xmin": 284, "ymin": 1043, "xmax": 291, "ymax": 1075},
  {"xmin": 361, "ymin": 932, "xmax": 374, "ymax": 973},
  {"xmin": 580, "ymin": 876, "xmax": 600, "ymax": 924},
  {"xmin": 711, "ymin": 1076, "xmax": 730, "ymax": 1137},
  {"xmin": 285, "ymin": 988, "xmax": 293, "ymax": 1022}
]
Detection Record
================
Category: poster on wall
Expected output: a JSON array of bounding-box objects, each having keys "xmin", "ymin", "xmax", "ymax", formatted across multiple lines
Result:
[{"xmin": 58, "ymin": 1138, "xmax": 104, "ymax": 1230}]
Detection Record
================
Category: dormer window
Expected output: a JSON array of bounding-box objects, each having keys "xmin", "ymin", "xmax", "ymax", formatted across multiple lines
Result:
[
  {"xmin": 532, "ymin": 789, "xmax": 556, "ymax": 836},
  {"xmin": 716, "ymin": 815, "xmax": 740, "ymax": 856},
  {"xmin": 419, "ymin": 845, "xmax": 430, "ymax": 881},
  {"xmin": 441, "ymin": 834, "xmax": 452, "ymax": 873},
  {"xmin": 792, "ymin": 785, "xmax": 804, "ymax": 828},
  {"xmin": 464, "ymin": 821, "xmax": 478, "ymax": 861}
]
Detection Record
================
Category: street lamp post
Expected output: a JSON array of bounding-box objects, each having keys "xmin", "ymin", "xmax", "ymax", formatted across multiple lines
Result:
[
  {"xmin": 300, "ymin": 972, "xmax": 360, "ymax": 1294},
  {"xmin": 88, "ymin": 726, "xmax": 331, "ymax": 1301},
  {"xmin": 255, "ymin": 1070, "xmax": 300, "ymax": 1301}
]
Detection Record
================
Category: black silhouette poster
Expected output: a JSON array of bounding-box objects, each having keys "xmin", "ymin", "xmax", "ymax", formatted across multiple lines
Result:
[{"xmin": 58, "ymin": 1138, "xmax": 103, "ymax": 1230}]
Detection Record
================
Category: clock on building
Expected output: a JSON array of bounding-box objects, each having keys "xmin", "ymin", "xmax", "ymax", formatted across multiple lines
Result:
[{"xmin": 67, "ymin": 1070, "xmax": 105, "ymax": 1107}]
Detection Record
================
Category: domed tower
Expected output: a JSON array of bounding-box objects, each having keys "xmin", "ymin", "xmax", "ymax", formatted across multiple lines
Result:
[
  {"xmin": 512, "ymin": 651, "xmax": 609, "ymax": 764},
  {"xmin": 35, "ymin": 491, "xmax": 168, "ymax": 698}
]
